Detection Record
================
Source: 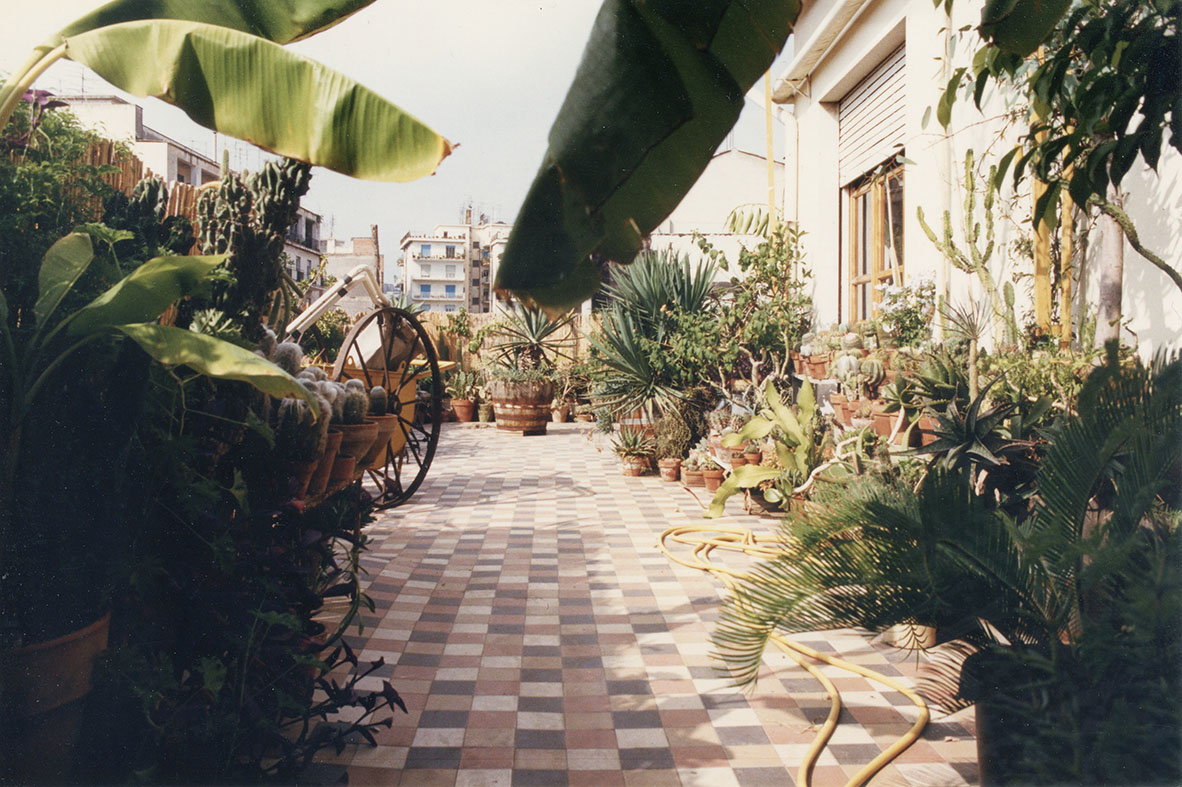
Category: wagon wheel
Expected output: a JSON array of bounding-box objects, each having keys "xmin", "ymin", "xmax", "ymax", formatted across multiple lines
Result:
[{"xmin": 332, "ymin": 307, "xmax": 442, "ymax": 509}]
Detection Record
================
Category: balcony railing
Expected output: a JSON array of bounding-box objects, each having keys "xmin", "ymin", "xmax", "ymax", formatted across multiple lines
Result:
[{"xmin": 415, "ymin": 291, "xmax": 464, "ymax": 301}]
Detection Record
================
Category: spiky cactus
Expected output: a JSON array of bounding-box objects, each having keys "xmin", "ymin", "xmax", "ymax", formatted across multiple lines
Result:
[
  {"xmin": 860, "ymin": 358, "xmax": 886, "ymax": 394},
  {"xmin": 273, "ymin": 342, "xmax": 303, "ymax": 376},
  {"xmin": 369, "ymin": 385, "xmax": 388, "ymax": 417},
  {"xmin": 341, "ymin": 389, "xmax": 370, "ymax": 425},
  {"xmin": 257, "ymin": 327, "xmax": 278, "ymax": 360},
  {"xmin": 344, "ymin": 378, "xmax": 366, "ymax": 392},
  {"xmin": 274, "ymin": 398, "xmax": 324, "ymax": 462}
]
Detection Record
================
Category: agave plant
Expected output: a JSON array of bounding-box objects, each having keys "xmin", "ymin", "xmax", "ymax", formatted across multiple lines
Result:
[
  {"xmin": 487, "ymin": 302, "xmax": 576, "ymax": 372},
  {"xmin": 713, "ymin": 347, "xmax": 1182, "ymax": 783}
]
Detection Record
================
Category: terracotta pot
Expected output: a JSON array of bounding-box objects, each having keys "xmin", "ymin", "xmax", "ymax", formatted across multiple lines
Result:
[
  {"xmin": 791, "ymin": 352, "xmax": 806, "ymax": 375},
  {"xmin": 326, "ymin": 454, "xmax": 357, "ymax": 493},
  {"xmin": 551, "ymin": 404, "xmax": 570, "ymax": 423},
  {"xmin": 452, "ymin": 398, "xmax": 476, "ymax": 422},
  {"xmin": 280, "ymin": 458, "xmax": 319, "ymax": 499},
  {"xmin": 914, "ymin": 414, "xmax": 939, "ymax": 447},
  {"xmin": 489, "ymin": 379, "xmax": 553, "ymax": 435},
  {"xmin": 620, "ymin": 456, "xmax": 652, "ymax": 476},
  {"xmin": 657, "ymin": 457, "xmax": 682, "ymax": 482},
  {"xmin": 805, "ymin": 354, "xmax": 830, "ymax": 379},
  {"xmin": 743, "ymin": 450, "xmax": 762, "ymax": 465},
  {"xmin": 703, "ymin": 467, "xmax": 725, "ymax": 492},
  {"xmin": 478, "ymin": 403, "xmax": 493, "ymax": 422},
  {"xmin": 681, "ymin": 467, "xmax": 704, "ymax": 487},
  {"xmin": 574, "ymin": 412, "xmax": 594, "ymax": 422},
  {"xmin": 335, "ymin": 420, "xmax": 379, "ymax": 461},
  {"xmin": 307, "ymin": 430, "xmax": 344, "ymax": 499},
  {"xmin": 872, "ymin": 409, "xmax": 895, "ymax": 438},
  {"xmin": 730, "ymin": 451, "xmax": 748, "ymax": 468},
  {"xmin": 1, "ymin": 613, "xmax": 110, "ymax": 784},
  {"xmin": 359, "ymin": 414, "xmax": 400, "ymax": 470}
]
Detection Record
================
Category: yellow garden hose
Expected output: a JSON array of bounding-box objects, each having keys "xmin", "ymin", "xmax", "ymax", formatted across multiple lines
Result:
[{"xmin": 657, "ymin": 523, "xmax": 930, "ymax": 787}]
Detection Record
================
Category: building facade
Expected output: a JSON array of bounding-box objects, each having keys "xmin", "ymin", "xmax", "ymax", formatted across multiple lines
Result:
[
  {"xmin": 321, "ymin": 226, "xmax": 384, "ymax": 318},
  {"xmin": 772, "ymin": 0, "xmax": 1181, "ymax": 353},
  {"xmin": 399, "ymin": 212, "xmax": 511, "ymax": 314}
]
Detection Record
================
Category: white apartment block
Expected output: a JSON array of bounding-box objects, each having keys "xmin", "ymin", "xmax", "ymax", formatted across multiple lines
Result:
[{"xmin": 399, "ymin": 212, "xmax": 511, "ymax": 314}]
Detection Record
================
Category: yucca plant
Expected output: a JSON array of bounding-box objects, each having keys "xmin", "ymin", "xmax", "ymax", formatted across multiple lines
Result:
[{"xmin": 714, "ymin": 346, "xmax": 1182, "ymax": 784}]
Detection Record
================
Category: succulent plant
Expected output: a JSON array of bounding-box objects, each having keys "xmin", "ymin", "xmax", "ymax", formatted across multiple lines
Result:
[
  {"xmin": 257, "ymin": 327, "xmax": 278, "ymax": 359},
  {"xmin": 833, "ymin": 352, "xmax": 862, "ymax": 379},
  {"xmin": 274, "ymin": 398, "xmax": 325, "ymax": 462},
  {"xmin": 341, "ymin": 388, "xmax": 370, "ymax": 425},
  {"xmin": 344, "ymin": 378, "xmax": 366, "ymax": 392},
  {"xmin": 369, "ymin": 385, "xmax": 388, "ymax": 417},
  {"xmin": 273, "ymin": 341, "xmax": 304, "ymax": 376},
  {"xmin": 860, "ymin": 358, "xmax": 886, "ymax": 389},
  {"xmin": 841, "ymin": 332, "xmax": 864, "ymax": 351}
]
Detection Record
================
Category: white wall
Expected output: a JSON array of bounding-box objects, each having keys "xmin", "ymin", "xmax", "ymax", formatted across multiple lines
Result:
[{"xmin": 779, "ymin": 0, "xmax": 1181, "ymax": 354}]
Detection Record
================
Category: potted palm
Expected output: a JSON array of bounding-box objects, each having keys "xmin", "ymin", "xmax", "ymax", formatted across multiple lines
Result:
[{"xmin": 481, "ymin": 303, "xmax": 575, "ymax": 435}]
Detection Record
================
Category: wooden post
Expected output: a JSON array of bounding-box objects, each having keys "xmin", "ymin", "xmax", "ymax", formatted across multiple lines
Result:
[
  {"xmin": 1031, "ymin": 47, "xmax": 1052, "ymax": 332},
  {"xmin": 1059, "ymin": 189, "xmax": 1073, "ymax": 349}
]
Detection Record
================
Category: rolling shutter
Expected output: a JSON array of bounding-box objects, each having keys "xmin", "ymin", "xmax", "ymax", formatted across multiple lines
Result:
[{"xmin": 838, "ymin": 46, "xmax": 905, "ymax": 185}]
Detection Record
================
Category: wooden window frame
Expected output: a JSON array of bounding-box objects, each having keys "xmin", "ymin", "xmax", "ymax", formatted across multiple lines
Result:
[{"xmin": 848, "ymin": 165, "xmax": 904, "ymax": 322}]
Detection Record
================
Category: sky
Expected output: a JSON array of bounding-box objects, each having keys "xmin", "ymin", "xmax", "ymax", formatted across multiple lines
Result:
[{"xmin": 3, "ymin": 1, "xmax": 787, "ymax": 281}]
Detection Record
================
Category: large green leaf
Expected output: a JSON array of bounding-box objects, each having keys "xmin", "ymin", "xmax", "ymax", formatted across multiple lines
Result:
[
  {"xmin": 706, "ymin": 464, "xmax": 784, "ymax": 518},
  {"xmin": 116, "ymin": 323, "xmax": 319, "ymax": 411},
  {"xmin": 68, "ymin": 254, "xmax": 227, "ymax": 337},
  {"xmin": 55, "ymin": 0, "xmax": 376, "ymax": 45},
  {"xmin": 979, "ymin": 0, "xmax": 1071, "ymax": 57},
  {"xmin": 64, "ymin": 20, "xmax": 452, "ymax": 182},
  {"xmin": 496, "ymin": 0, "xmax": 799, "ymax": 312},
  {"xmin": 34, "ymin": 233, "xmax": 94, "ymax": 328}
]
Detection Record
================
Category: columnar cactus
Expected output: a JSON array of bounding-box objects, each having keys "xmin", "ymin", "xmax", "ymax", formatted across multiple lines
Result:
[
  {"xmin": 341, "ymin": 389, "xmax": 370, "ymax": 425},
  {"xmin": 369, "ymin": 385, "xmax": 388, "ymax": 417},
  {"xmin": 273, "ymin": 341, "xmax": 303, "ymax": 376},
  {"xmin": 275, "ymin": 398, "xmax": 324, "ymax": 462}
]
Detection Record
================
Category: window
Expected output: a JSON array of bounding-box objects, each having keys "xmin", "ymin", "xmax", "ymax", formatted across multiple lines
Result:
[
  {"xmin": 445, "ymin": 264, "xmax": 456, "ymax": 278},
  {"xmin": 419, "ymin": 284, "xmax": 431, "ymax": 296},
  {"xmin": 848, "ymin": 166, "xmax": 904, "ymax": 321},
  {"xmin": 445, "ymin": 284, "xmax": 456, "ymax": 297},
  {"xmin": 472, "ymin": 278, "xmax": 480, "ymax": 286},
  {"xmin": 420, "ymin": 263, "xmax": 431, "ymax": 277},
  {"xmin": 472, "ymin": 241, "xmax": 479, "ymax": 249},
  {"xmin": 420, "ymin": 244, "xmax": 430, "ymax": 257},
  {"xmin": 420, "ymin": 303, "xmax": 431, "ymax": 312},
  {"xmin": 445, "ymin": 245, "xmax": 456, "ymax": 258},
  {"xmin": 444, "ymin": 304, "xmax": 457, "ymax": 313}
]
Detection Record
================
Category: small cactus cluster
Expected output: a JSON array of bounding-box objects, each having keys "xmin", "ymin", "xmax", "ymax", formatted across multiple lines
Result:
[
  {"xmin": 294, "ymin": 377, "xmax": 388, "ymax": 425},
  {"xmin": 274, "ymin": 395, "xmax": 330, "ymax": 462}
]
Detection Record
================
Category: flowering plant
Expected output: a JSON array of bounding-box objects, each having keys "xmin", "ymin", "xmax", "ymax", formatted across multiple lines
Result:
[{"xmin": 877, "ymin": 278, "xmax": 936, "ymax": 347}]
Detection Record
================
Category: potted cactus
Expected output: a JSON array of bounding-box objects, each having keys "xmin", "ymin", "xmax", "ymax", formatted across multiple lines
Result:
[
  {"xmin": 274, "ymin": 396, "xmax": 330, "ymax": 498},
  {"xmin": 323, "ymin": 380, "xmax": 376, "ymax": 470},
  {"xmin": 612, "ymin": 427, "xmax": 656, "ymax": 476},
  {"xmin": 446, "ymin": 369, "xmax": 480, "ymax": 422},
  {"xmin": 359, "ymin": 384, "xmax": 399, "ymax": 469}
]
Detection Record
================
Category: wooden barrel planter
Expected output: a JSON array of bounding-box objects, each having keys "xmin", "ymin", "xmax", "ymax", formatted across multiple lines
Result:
[{"xmin": 489, "ymin": 379, "xmax": 553, "ymax": 435}]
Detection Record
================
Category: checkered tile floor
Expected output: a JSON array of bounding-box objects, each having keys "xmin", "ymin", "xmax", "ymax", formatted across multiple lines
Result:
[{"xmin": 315, "ymin": 422, "xmax": 978, "ymax": 786}]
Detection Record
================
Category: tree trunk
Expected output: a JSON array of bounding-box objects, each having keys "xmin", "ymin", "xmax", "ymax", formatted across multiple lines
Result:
[{"xmin": 1094, "ymin": 186, "xmax": 1124, "ymax": 349}]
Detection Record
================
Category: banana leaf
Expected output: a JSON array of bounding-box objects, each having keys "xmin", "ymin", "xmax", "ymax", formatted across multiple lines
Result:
[
  {"xmin": 496, "ymin": 0, "xmax": 798, "ymax": 313},
  {"xmin": 63, "ymin": 20, "xmax": 452, "ymax": 182},
  {"xmin": 979, "ymin": 0, "xmax": 1071, "ymax": 57},
  {"xmin": 117, "ymin": 323, "xmax": 319, "ymax": 410},
  {"xmin": 35, "ymin": 233, "xmax": 95, "ymax": 328},
  {"xmin": 68, "ymin": 252, "xmax": 227, "ymax": 336},
  {"xmin": 706, "ymin": 464, "xmax": 783, "ymax": 518},
  {"xmin": 55, "ymin": 0, "xmax": 377, "ymax": 45}
]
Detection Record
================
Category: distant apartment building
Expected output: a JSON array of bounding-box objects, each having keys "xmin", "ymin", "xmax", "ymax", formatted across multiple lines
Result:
[
  {"xmin": 285, "ymin": 206, "xmax": 325, "ymax": 306},
  {"xmin": 399, "ymin": 211, "xmax": 511, "ymax": 314},
  {"xmin": 59, "ymin": 95, "xmax": 326, "ymax": 306},
  {"xmin": 321, "ymin": 226, "xmax": 384, "ymax": 317}
]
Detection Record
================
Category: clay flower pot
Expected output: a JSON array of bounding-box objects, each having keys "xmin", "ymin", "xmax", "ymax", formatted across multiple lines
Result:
[
  {"xmin": 326, "ymin": 454, "xmax": 357, "ymax": 493},
  {"xmin": 335, "ymin": 420, "xmax": 379, "ymax": 461},
  {"xmin": 730, "ymin": 450, "xmax": 748, "ymax": 468},
  {"xmin": 452, "ymin": 399, "xmax": 476, "ymax": 422},
  {"xmin": 702, "ymin": 467, "xmax": 725, "ymax": 492},
  {"xmin": 681, "ymin": 467, "xmax": 704, "ymax": 487},
  {"xmin": 280, "ymin": 458, "xmax": 319, "ymax": 499},
  {"xmin": 359, "ymin": 414, "xmax": 399, "ymax": 470},
  {"xmin": 743, "ymin": 450, "xmax": 762, "ymax": 465},
  {"xmin": 307, "ymin": 429, "xmax": 344, "ymax": 499},
  {"xmin": 657, "ymin": 457, "xmax": 682, "ymax": 482},
  {"xmin": 620, "ymin": 456, "xmax": 652, "ymax": 476}
]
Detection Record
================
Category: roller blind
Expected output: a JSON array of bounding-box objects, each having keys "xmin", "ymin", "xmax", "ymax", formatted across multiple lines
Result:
[{"xmin": 838, "ymin": 46, "xmax": 905, "ymax": 185}]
